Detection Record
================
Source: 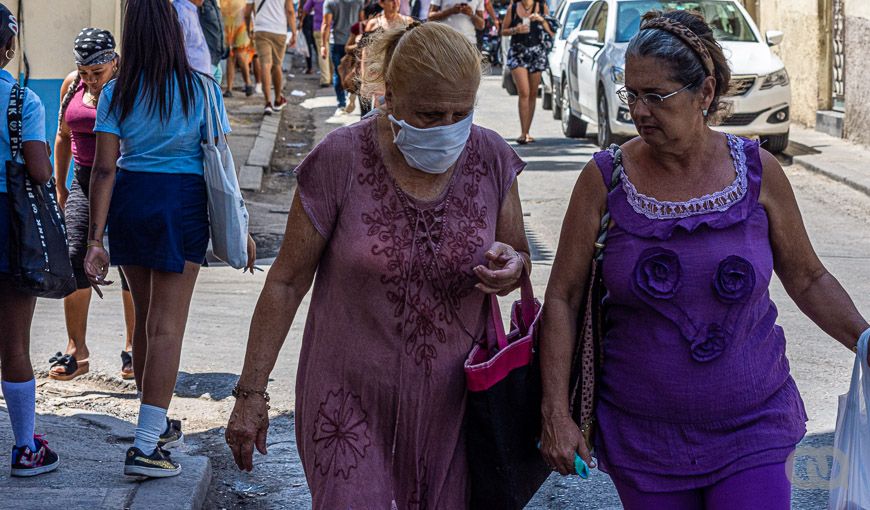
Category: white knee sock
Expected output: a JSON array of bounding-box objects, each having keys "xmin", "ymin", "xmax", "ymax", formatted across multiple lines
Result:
[
  {"xmin": 132, "ymin": 404, "xmax": 167, "ymax": 456},
  {"xmin": 1, "ymin": 379, "xmax": 38, "ymax": 451}
]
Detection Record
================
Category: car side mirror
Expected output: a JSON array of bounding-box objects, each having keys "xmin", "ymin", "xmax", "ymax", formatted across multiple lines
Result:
[
  {"xmin": 766, "ymin": 30, "xmax": 784, "ymax": 47},
  {"xmin": 577, "ymin": 29, "xmax": 603, "ymax": 47}
]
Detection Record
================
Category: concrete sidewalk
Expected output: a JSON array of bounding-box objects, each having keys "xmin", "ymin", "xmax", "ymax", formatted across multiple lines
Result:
[{"xmin": 789, "ymin": 126, "xmax": 870, "ymax": 197}]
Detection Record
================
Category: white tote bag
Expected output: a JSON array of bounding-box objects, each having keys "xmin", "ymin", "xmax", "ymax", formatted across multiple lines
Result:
[
  {"xmin": 828, "ymin": 329, "xmax": 870, "ymax": 510},
  {"xmin": 199, "ymin": 75, "xmax": 249, "ymax": 269}
]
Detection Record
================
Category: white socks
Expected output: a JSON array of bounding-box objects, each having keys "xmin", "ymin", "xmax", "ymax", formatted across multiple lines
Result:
[
  {"xmin": 1, "ymin": 379, "xmax": 38, "ymax": 452},
  {"xmin": 133, "ymin": 404, "xmax": 167, "ymax": 456}
]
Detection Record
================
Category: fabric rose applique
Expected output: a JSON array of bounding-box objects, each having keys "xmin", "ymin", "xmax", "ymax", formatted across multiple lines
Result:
[{"xmin": 634, "ymin": 247, "xmax": 682, "ymax": 299}]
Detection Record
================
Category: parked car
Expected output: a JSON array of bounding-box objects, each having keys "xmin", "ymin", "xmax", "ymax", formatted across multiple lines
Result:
[
  {"xmin": 560, "ymin": 0, "xmax": 792, "ymax": 153},
  {"xmin": 542, "ymin": 0, "xmax": 593, "ymax": 115}
]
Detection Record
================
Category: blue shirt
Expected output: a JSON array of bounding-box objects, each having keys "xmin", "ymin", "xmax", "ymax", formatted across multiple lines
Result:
[
  {"xmin": 174, "ymin": 0, "xmax": 213, "ymax": 74},
  {"xmin": 0, "ymin": 70, "xmax": 46, "ymax": 193},
  {"xmin": 95, "ymin": 76, "xmax": 230, "ymax": 175}
]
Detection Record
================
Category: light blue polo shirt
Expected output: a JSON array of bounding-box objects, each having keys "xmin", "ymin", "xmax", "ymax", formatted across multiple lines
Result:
[
  {"xmin": 0, "ymin": 69, "xmax": 47, "ymax": 193},
  {"xmin": 95, "ymin": 75, "xmax": 230, "ymax": 175}
]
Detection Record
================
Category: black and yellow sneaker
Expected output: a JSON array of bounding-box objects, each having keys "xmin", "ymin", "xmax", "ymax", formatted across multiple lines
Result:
[
  {"xmin": 124, "ymin": 446, "xmax": 181, "ymax": 478},
  {"xmin": 157, "ymin": 418, "xmax": 183, "ymax": 450}
]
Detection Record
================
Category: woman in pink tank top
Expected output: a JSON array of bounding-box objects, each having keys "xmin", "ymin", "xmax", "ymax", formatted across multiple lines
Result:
[{"xmin": 50, "ymin": 28, "xmax": 135, "ymax": 382}]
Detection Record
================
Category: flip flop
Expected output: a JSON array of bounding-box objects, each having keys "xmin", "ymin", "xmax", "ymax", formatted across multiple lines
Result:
[
  {"xmin": 515, "ymin": 136, "xmax": 529, "ymax": 145},
  {"xmin": 120, "ymin": 351, "xmax": 134, "ymax": 380},
  {"xmin": 48, "ymin": 352, "xmax": 90, "ymax": 381}
]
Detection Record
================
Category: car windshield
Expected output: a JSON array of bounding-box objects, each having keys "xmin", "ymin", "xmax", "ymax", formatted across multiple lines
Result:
[
  {"xmin": 615, "ymin": 1, "xmax": 757, "ymax": 43},
  {"xmin": 562, "ymin": 2, "xmax": 593, "ymax": 40}
]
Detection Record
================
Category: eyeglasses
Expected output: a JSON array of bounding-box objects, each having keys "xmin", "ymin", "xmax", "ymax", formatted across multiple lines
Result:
[{"xmin": 617, "ymin": 84, "xmax": 692, "ymax": 106}]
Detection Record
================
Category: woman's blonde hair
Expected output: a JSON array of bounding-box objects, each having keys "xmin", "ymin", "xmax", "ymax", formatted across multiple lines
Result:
[{"xmin": 361, "ymin": 22, "xmax": 483, "ymax": 100}]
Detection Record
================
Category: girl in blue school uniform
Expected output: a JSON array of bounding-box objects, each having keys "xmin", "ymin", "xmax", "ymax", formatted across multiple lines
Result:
[
  {"xmin": 0, "ymin": 4, "xmax": 61, "ymax": 477},
  {"xmin": 84, "ymin": 0, "xmax": 255, "ymax": 478}
]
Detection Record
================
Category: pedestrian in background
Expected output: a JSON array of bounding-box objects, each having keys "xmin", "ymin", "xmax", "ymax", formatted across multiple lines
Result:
[
  {"xmin": 298, "ymin": 0, "xmax": 318, "ymax": 76},
  {"xmin": 51, "ymin": 28, "xmax": 136, "ymax": 382},
  {"xmin": 0, "ymin": 3, "xmax": 60, "ymax": 477},
  {"xmin": 321, "ymin": 0, "xmax": 364, "ymax": 114},
  {"xmin": 174, "ymin": 0, "xmax": 214, "ymax": 74},
  {"xmin": 225, "ymin": 22, "xmax": 529, "ymax": 508},
  {"xmin": 539, "ymin": 10, "xmax": 870, "ymax": 507},
  {"xmin": 502, "ymin": 0, "xmax": 553, "ymax": 144},
  {"xmin": 199, "ymin": 0, "xmax": 228, "ymax": 82},
  {"xmin": 245, "ymin": 0, "xmax": 297, "ymax": 115},
  {"xmin": 221, "ymin": 0, "xmax": 256, "ymax": 97},
  {"xmin": 300, "ymin": 0, "xmax": 331, "ymax": 87},
  {"xmin": 428, "ymin": 0, "xmax": 485, "ymax": 45},
  {"xmin": 85, "ymin": 0, "xmax": 251, "ymax": 478}
]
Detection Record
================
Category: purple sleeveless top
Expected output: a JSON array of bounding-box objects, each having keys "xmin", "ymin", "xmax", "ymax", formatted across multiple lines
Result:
[
  {"xmin": 591, "ymin": 135, "xmax": 807, "ymax": 492},
  {"xmin": 64, "ymin": 84, "xmax": 97, "ymax": 167}
]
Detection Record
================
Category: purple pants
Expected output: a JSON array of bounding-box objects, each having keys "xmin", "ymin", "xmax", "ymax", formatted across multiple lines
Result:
[{"xmin": 613, "ymin": 462, "xmax": 791, "ymax": 510}]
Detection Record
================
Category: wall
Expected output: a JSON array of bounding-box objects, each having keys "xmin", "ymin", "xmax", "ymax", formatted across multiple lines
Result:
[
  {"xmin": 7, "ymin": 0, "xmax": 123, "ymax": 148},
  {"xmin": 843, "ymin": 2, "xmax": 870, "ymax": 145},
  {"xmin": 755, "ymin": 0, "xmax": 827, "ymax": 128}
]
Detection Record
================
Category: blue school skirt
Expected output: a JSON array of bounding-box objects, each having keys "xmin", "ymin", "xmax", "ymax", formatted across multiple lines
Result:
[
  {"xmin": 107, "ymin": 169, "xmax": 209, "ymax": 274},
  {"xmin": 0, "ymin": 192, "xmax": 9, "ymax": 275}
]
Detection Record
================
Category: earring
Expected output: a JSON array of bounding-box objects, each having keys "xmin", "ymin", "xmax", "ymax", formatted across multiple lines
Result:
[{"xmin": 4, "ymin": 49, "xmax": 14, "ymax": 60}]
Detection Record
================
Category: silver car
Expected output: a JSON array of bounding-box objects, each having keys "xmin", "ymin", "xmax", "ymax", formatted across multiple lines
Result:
[
  {"xmin": 560, "ymin": 0, "xmax": 792, "ymax": 152},
  {"xmin": 541, "ymin": 0, "xmax": 593, "ymax": 114}
]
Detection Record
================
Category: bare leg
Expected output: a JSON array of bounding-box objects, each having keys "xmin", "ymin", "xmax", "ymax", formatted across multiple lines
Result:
[
  {"xmin": 122, "ymin": 289, "xmax": 134, "ymax": 353},
  {"xmin": 261, "ymin": 61, "xmax": 273, "ymax": 105},
  {"xmin": 60, "ymin": 288, "xmax": 92, "ymax": 361},
  {"xmin": 512, "ymin": 67, "xmax": 532, "ymax": 140},
  {"xmin": 122, "ymin": 265, "xmax": 152, "ymax": 392},
  {"xmin": 140, "ymin": 262, "xmax": 200, "ymax": 409},
  {"xmin": 226, "ymin": 50, "xmax": 236, "ymax": 92},
  {"xmin": 271, "ymin": 59, "xmax": 283, "ymax": 101},
  {"xmin": 0, "ymin": 281, "xmax": 36, "ymax": 383},
  {"xmin": 239, "ymin": 52, "xmax": 251, "ymax": 86},
  {"xmin": 526, "ymin": 71, "xmax": 542, "ymax": 139}
]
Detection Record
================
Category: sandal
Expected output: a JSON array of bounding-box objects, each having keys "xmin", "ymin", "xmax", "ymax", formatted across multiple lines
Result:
[
  {"xmin": 525, "ymin": 135, "xmax": 536, "ymax": 143},
  {"xmin": 48, "ymin": 352, "xmax": 90, "ymax": 381},
  {"xmin": 120, "ymin": 351, "xmax": 134, "ymax": 380},
  {"xmin": 515, "ymin": 136, "xmax": 529, "ymax": 145}
]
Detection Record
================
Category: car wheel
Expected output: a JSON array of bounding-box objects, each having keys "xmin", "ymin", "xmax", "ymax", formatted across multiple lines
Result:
[
  {"xmin": 597, "ymin": 91, "xmax": 613, "ymax": 149},
  {"xmin": 502, "ymin": 69, "xmax": 518, "ymax": 96},
  {"xmin": 760, "ymin": 131, "xmax": 789, "ymax": 154},
  {"xmin": 552, "ymin": 80, "xmax": 562, "ymax": 120},
  {"xmin": 561, "ymin": 81, "xmax": 587, "ymax": 138}
]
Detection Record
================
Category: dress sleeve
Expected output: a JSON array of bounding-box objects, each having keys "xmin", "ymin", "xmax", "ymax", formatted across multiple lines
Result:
[
  {"xmin": 293, "ymin": 127, "xmax": 355, "ymax": 240},
  {"xmin": 94, "ymin": 81, "xmax": 120, "ymax": 136},
  {"xmin": 477, "ymin": 127, "xmax": 526, "ymax": 204},
  {"xmin": 21, "ymin": 89, "xmax": 46, "ymax": 143}
]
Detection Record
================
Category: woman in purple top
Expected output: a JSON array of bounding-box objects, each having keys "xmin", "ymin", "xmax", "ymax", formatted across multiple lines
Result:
[
  {"xmin": 300, "ymin": 0, "xmax": 331, "ymax": 86},
  {"xmin": 225, "ymin": 23, "xmax": 529, "ymax": 508},
  {"xmin": 51, "ymin": 28, "xmax": 136, "ymax": 382},
  {"xmin": 539, "ymin": 10, "xmax": 870, "ymax": 508}
]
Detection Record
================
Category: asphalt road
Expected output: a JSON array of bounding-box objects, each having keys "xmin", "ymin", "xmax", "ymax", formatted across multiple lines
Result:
[{"xmin": 20, "ymin": 70, "xmax": 870, "ymax": 508}]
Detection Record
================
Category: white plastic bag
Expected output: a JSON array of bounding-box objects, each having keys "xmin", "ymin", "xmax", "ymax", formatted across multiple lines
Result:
[
  {"xmin": 198, "ymin": 75, "xmax": 249, "ymax": 269},
  {"xmin": 290, "ymin": 30, "xmax": 309, "ymax": 60},
  {"xmin": 829, "ymin": 329, "xmax": 870, "ymax": 510}
]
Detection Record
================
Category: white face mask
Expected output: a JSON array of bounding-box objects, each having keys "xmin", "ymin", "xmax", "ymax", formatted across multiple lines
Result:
[{"xmin": 388, "ymin": 112, "xmax": 474, "ymax": 174}]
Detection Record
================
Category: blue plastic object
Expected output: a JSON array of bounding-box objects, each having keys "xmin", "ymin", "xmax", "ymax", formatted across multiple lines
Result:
[{"xmin": 536, "ymin": 441, "xmax": 590, "ymax": 479}]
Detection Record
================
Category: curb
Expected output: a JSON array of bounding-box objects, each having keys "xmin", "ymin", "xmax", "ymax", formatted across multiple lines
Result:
[
  {"xmin": 792, "ymin": 155, "xmax": 870, "ymax": 198},
  {"xmin": 129, "ymin": 454, "xmax": 212, "ymax": 510},
  {"xmin": 240, "ymin": 114, "xmax": 280, "ymax": 192}
]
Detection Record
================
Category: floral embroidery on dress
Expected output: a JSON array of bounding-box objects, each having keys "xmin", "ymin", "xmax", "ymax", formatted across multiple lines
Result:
[
  {"xmin": 408, "ymin": 457, "xmax": 430, "ymax": 510},
  {"xmin": 312, "ymin": 389, "xmax": 372, "ymax": 480},
  {"xmin": 358, "ymin": 124, "xmax": 488, "ymax": 376},
  {"xmin": 617, "ymin": 134, "xmax": 748, "ymax": 220}
]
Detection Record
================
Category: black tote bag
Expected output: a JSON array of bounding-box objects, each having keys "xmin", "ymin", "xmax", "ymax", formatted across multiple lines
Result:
[
  {"xmin": 464, "ymin": 272, "xmax": 550, "ymax": 509},
  {"xmin": 5, "ymin": 83, "xmax": 75, "ymax": 299}
]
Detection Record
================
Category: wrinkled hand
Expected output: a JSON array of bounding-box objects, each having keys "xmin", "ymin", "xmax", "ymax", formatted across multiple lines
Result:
[
  {"xmin": 83, "ymin": 245, "xmax": 113, "ymax": 298},
  {"xmin": 226, "ymin": 396, "xmax": 270, "ymax": 471},
  {"xmin": 473, "ymin": 242, "xmax": 523, "ymax": 296},
  {"xmin": 244, "ymin": 234, "xmax": 257, "ymax": 274},
  {"xmin": 540, "ymin": 414, "xmax": 595, "ymax": 476}
]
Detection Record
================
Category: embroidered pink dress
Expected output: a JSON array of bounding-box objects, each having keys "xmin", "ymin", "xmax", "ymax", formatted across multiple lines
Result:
[{"xmin": 293, "ymin": 116, "xmax": 524, "ymax": 509}]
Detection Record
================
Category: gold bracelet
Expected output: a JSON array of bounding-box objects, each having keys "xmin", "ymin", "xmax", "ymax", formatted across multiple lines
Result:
[{"xmin": 87, "ymin": 240, "xmax": 104, "ymax": 248}]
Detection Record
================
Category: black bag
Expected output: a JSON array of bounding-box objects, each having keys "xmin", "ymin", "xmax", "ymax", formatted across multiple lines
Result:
[
  {"xmin": 464, "ymin": 273, "xmax": 550, "ymax": 510},
  {"xmin": 5, "ymin": 83, "xmax": 76, "ymax": 299}
]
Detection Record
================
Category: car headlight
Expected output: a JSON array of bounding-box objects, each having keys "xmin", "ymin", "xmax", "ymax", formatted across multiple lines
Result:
[
  {"xmin": 610, "ymin": 66, "xmax": 625, "ymax": 84},
  {"xmin": 759, "ymin": 68, "xmax": 789, "ymax": 90}
]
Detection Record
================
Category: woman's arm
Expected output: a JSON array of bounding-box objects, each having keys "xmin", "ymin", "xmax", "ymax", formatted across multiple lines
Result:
[
  {"xmin": 87, "ymin": 133, "xmax": 120, "ymax": 244},
  {"xmin": 539, "ymin": 160, "xmax": 606, "ymax": 475},
  {"xmin": 474, "ymin": 180, "xmax": 531, "ymax": 295},
  {"xmin": 54, "ymin": 73, "xmax": 77, "ymax": 208},
  {"xmin": 21, "ymin": 141, "xmax": 52, "ymax": 185},
  {"xmin": 501, "ymin": 3, "xmax": 517, "ymax": 36},
  {"xmin": 760, "ymin": 149, "xmax": 869, "ymax": 357},
  {"xmin": 227, "ymin": 190, "xmax": 328, "ymax": 471}
]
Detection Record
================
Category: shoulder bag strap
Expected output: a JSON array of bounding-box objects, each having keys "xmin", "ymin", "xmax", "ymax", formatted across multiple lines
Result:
[
  {"xmin": 198, "ymin": 74, "xmax": 219, "ymax": 147},
  {"xmin": 8, "ymin": 83, "xmax": 23, "ymax": 163},
  {"xmin": 256, "ymin": 0, "xmax": 269, "ymax": 14},
  {"xmin": 592, "ymin": 146, "xmax": 623, "ymax": 261}
]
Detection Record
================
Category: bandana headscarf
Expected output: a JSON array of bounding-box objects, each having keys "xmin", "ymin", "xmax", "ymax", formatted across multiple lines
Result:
[{"xmin": 73, "ymin": 28, "xmax": 117, "ymax": 66}]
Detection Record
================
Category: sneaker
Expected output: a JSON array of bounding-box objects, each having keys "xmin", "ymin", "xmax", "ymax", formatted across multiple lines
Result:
[
  {"xmin": 255, "ymin": 83, "xmax": 263, "ymax": 95},
  {"xmin": 334, "ymin": 107, "xmax": 346, "ymax": 117},
  {"xmin": 244, "ymin": 84, "xmax": 255, "ymax": 97},
  {"xmin": 222, "ymin": 89, "xmax": 233, "ymax": 98},
  {"xmin": 157, "ymin": 418, "xmax": 184, "ymax": 450},
  {"xmin": 11, "ymin": 436, "xmax": 60, "ymax": 477},
  {"xmin": 273, "ymin": 96, "xmax": 287, "ymax": 112},
  {"xmin": 124, "ymin": 446, "xmax": 181, "ymax": 478},
  {"xmin": 264, "ymin": 103, "xmax": 274, "ymax": 115}
]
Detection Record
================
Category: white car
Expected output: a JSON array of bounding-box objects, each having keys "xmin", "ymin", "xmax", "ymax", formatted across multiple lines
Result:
[
  {"xmin": 542, "ymin": 0, "xmax": 594, "ymax": 115},
  {"xmin": 560, "ymin": 0, "xmax": 792, "ymax": 153}
]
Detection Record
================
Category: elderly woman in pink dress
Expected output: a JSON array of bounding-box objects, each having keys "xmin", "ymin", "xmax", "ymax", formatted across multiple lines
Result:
[{"xmin": 225, "ymin": 22, "xmax": 530, "ymax": 508}]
